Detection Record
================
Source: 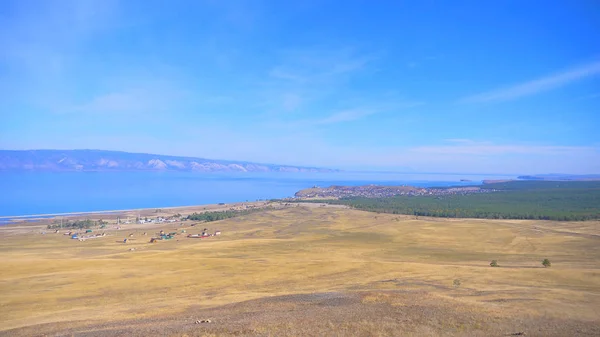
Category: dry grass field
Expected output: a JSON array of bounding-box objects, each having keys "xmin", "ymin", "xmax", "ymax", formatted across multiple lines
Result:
[{"xmin": 1, "ymin": 204, "xmax": 599, "ymax": 336}]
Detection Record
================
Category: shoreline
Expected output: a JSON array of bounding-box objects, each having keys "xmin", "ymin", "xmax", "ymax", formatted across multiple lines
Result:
[
  {"xmin": 0, "ymin": 201, "xmax": 271, "ymax": 222},
  {"xmin": 0, "ymin": 177, "xmax": 498, "ymax": 221},
  {"xmin": 0, "ymin": 181, "xmax": 482, "ymax": 219}
]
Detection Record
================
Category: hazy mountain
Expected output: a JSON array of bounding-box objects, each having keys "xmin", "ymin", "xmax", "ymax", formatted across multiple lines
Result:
[
  {"xmin": 517, "ymin": 174, "xmax": 600, "ymax": 181},
  {"xmin": 0, "ymin": 150, "xmax": 339, "ymax": 173}
]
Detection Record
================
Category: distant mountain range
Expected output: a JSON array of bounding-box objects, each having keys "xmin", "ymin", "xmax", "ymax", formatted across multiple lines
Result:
[
  {"xmin": 517, "ymin": 174, "xmax": 600, "ymax": 181},
  {"xmin": 0, "ymin": 150, "xmax": 339, "ymax": 173}
]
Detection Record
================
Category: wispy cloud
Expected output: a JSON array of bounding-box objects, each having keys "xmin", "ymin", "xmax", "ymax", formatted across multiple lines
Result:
[
  {"xmin": 0, "ymin": 0, "xmax": 121, "ymax": 111},
  {"xmin": 410, "ymin": 140, "xmax": 597, "ymax": 156},
  {"xmin": 266, "ymin": 100, "xmax": 423, "ymax": 129},
  {"xmin": 203, "ymin": 0, "xmax": 261, "ymax": 30},
  {"xmin": 321, "ymin": 100, "xmax": 423, "ymax": 125},
  {"xmin": 314, "ymin": 109, "xmax": 377, "ymax": 125},
  {"xmin": 259, "ymin": 47, "xmax": 376, "ymax": 113},
  {"xmin": 60, "ymin": 79, "xmax": 190, "ymax": 115},
  {"xmin": 269, "ymin": 68, "xmax": 307, "ymax": 82},
  {"xmin": 280, "ymin": 93, "xmax": 303, "ymax": 111},
  {"xmin": 265, "ymin": 108, "xmax": 374, "ymax": 128},
  {"xmin": 268, "ymin": 47, "xmax": 374, "ymax": 83},
  {"xmin": 69, "ymin": 91, "xmax": 165, "ymax": 115},
  {"xmin": 443, "ymin": 138, "xmax": 473, "ymax": 144},
  {"xmin": 0, "ymin": 0, "xmax": 119, "ymax": 73},
  {"xmin": 460, "ymin": 61, "xmax": 600, "ymax": 103}
]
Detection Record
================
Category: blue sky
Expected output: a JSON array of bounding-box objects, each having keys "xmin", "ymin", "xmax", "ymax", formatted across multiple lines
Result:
[{"xmin": 1, "ymin": 0, "xmax": 599, "ymax": 174}]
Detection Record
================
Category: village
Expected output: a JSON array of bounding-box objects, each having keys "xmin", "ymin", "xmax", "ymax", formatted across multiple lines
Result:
[
  {"xmin": 32, "ymin": 201, "xmax": 287, "ymax": 248},
  {"xmin": 45, "ymin": 215, "xmax": 223, "ymax": 246},
  {"xmin": 294, "ymin": 184, "xmax": 497, "ymax": 199}
]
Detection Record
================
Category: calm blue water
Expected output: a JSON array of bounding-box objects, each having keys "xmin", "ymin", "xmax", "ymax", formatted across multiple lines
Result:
[{"xmin": 0, "ymin": 171, "xmax": 514, "ymax": 217}]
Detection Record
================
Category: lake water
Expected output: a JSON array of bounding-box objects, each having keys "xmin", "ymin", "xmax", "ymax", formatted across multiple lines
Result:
[{"xmin": 0, "ymin": 171, "xmax": 514, "ymax": 217}]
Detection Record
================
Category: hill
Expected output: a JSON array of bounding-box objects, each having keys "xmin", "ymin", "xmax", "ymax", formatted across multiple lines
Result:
[
  {"xmin": 0, "ymin": 149, "xmax": 338, "ymax": 173},
  {"xmin": 1, "ymin": 205, "xmax": 599, "ymax": 336},
  {"xmin": 517, "ymin": 174, "xmax": 600, "ymax": 181}
]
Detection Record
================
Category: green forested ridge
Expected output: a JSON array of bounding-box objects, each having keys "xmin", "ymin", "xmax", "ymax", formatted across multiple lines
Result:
[{"xmin": 299, "ymin": 181, "xmax": 600, "ymax": 221}]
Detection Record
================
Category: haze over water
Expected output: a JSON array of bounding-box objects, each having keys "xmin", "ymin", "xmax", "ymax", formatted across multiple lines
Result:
[{"xmin": 0, "ymin": 171, "xmax": 514, "ymax": 217}]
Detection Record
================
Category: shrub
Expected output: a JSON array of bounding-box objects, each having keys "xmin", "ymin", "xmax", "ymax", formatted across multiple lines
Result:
[
  {"xmin": 453, "ymin": 279, "xmax": 461, "ymax": 288},
  {"xmin": 542, "ymin": 258, "xmax": 551, "ymax": 268},
  {"xmin": 490, "ymin": 260, "xmax": 499, "ymax": 267}
]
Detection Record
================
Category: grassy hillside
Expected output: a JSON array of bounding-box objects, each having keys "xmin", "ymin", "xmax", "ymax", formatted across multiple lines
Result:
[
  {"xmin": 1, "ymin": 206, "xmax": 599, "ymax": 336},
  {"xmin": 301, "ymin": 181, "xmax": 600, "ymax": 221}
]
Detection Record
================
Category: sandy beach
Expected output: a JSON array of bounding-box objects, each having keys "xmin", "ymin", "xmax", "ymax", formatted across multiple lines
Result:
[
  {"xmin": 0, "ymin": 201, "xmax": 276, "ymax": 220},
  {"xmin": 0, "ymin": 200, "xmax": 279, "ymax": 234}
]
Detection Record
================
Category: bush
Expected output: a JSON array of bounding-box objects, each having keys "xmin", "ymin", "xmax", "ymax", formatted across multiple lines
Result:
[
  {"xmin": 47, "ymin": 219, "xmax": 96, "ymax": 229},
  {"xmin": 542, "ymin": 258, "xmax": 551, "ymax": 268},
  {"xmin": 490, "ymin": 260, "xmax": 499, "ymax": 267},
  {"xmin": 453, "ymin": 279, "xmax": 461, "ymax": 288},
  {"xmin": 186, "ymin": 207, "xmax": 271, "ymax": 222}
]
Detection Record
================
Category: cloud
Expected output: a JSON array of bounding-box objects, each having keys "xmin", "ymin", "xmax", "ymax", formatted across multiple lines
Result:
[
  {"xmin": 203, "ymin": 0, "xmax": 261, "ymax": 30},
  {"xmin": 269, "ymin": 68, "xmax": 307, "ymax": 82},
  {"xmin": 62, "ymin": 80, "xmax": 190, "ymax": 115},
  {"xmin": 288, "ymin": 141, "xmax": 599, "ymax": 174},
  {"xmin": 443, "ymin": 138, "xmax": 473, "ymax": 144},
  {"xmin": 409, "ymin": 140, "xmax": 597, "ymax": 156},
  {"xmin": 71, "ymin": 92, "xmax": 151, "ymax": 114},
  {"xmin": 0, "ymin": 0, "xmax": 121, "ymax": 111},
  {"xmin": 264, "ymin": 108, "xmax": 373, "ymax": 128},
  {"xmin": 315, "ymin": 109, "xmax": 377, "ymax": 125},
  {"xmin": 0, "ymin": 0, "xmax": 119, "ymax": 70},
  {"xmin": 256, "ymin": 47, "xmax": 378, "ymax": 115},
  {"xmin": 267, "ymin": 99, "xmax": 423, "ymax": 129},
  {"xmin": 315, "ymin": 100, "xmax": 423, "ymax": 125},
  {"xmin": 267, "ymin": 47, "xmax": 373, "ymax": 86},
  {"xmin": 281, "ymin": 93, "xmax": 303, "ymax": 111},
  {"xmin": 460, "ymin": 61, "xmax": 600, "ymax": 103},
  {"xmin": 230, "ymin": 138, "xmax": 600, "ymax": 174}
]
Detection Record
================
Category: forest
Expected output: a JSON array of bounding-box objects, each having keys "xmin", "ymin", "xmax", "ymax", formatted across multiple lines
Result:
[{"xmin": 299, "ymin": 181, "xmax": 600, "ymax": 221}]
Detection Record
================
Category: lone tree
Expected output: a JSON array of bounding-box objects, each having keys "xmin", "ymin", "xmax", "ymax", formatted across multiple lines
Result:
[
  {"xmin": 542, "ymin": 258, "xmax": 551, "ymax": 268},
  {"xmin": 490, "ymin": 260, "xmax": 499, "ymax": 267}
]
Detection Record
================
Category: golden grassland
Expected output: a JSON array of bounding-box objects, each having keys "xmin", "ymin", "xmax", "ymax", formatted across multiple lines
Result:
[{"xmin": 0, "ymin": 205, "xmax": 599, "ymax": 336}]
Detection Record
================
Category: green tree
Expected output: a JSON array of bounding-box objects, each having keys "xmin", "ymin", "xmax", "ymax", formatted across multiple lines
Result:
[
  {"xmin": 490, "ymin": 260, "xmax": 499, "ymax": 267},
  {"xmin": 542, "ymin": 258, "xmax": 551, "ymax": 268}
]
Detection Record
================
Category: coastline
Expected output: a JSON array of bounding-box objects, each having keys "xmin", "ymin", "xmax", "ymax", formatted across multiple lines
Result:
[
  {"xmin": 0, "ymin": 171, "xmax": 507, "ymax": 220},
  {"xmin": 0, "ymin": 200, "xmax": 272, "ymax": 223}
]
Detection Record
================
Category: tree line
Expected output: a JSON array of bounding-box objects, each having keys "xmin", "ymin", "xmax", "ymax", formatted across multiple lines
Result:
[
  {"xmin": 298, "ymin": 183, "xmax": 600, "ymax": 221},
  {"xmin": 186, "ymin": 207, "xmax": 270, "ymax": 222},
  {"xmin": 47, "ymin": 219, "xmax": 107, "ymax": 229}
]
